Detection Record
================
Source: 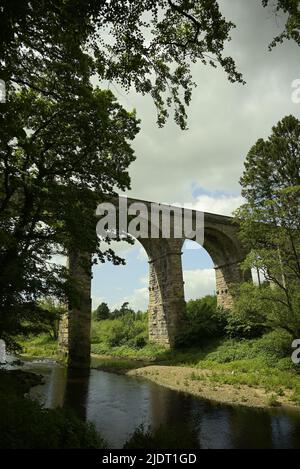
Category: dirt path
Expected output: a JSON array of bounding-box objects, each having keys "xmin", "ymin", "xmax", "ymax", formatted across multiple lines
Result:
[{"xmin": 127, "ymin": 365, "xmax": 296, "ymax": 409}]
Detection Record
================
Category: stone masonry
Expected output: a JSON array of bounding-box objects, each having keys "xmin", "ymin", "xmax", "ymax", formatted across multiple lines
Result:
[
  {"xmin": 59, "ymin": 198, "xmax": 252, "ymax": 366},
  {"xmin": 58, "ymin": 250, "xmax": 92, "ymax": 368}
]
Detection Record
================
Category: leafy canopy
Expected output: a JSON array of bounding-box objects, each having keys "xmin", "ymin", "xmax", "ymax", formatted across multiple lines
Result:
[{"xmin": 236, "ymin": 115, "xmax": 300, "ymax": 325}]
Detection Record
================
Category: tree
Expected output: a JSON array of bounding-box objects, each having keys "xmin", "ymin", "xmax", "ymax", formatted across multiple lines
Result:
[
  {"xmin": 38, "ymin": 297, "xmax": 65, "ymax": 340},
  {"xmin": 0, "ymin": 85, "xmax": 139, "ymax": 347},
  {"xmin": 262, "ymin": 0, "xmax": 300, "ymax": 48},
  {"xmin": 111, "ymin": 302, "xmax": 135, "ymax": 318},
  {"xmin": 94, "ymin": 303, "xmax": 110, "ymax": 321},
  {"xmin": 0, "ymin": 1, "xmax": 298, "ymax": 346},
  {"xmin": 0, "ymin": 0, "xmax": 243, "ymax": 347},
  {"xmin": 0, "ymin": 0, "xmax": 244, "ymax": 128},
  {"xmin": 236, "ymin": 115, "xmax": 300, "ymax": 332}
]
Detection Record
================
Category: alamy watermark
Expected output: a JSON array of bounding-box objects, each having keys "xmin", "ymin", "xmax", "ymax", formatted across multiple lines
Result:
[
  {"xmin": 0, "ymin": 80, "xmax": 6, "ymax": 103},
  {"xmin": 291, "ymin": 79, "xmax": 300, "ymax": 104},
  {"xmin": 96, "ymin": 196, "xmax": 204, "ymax": 245},
  {"xmin": 292, "ymin": 339, "xmax": 300, "ymax": 365}
]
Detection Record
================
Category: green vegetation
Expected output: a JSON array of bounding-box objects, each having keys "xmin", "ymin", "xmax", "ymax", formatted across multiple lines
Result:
[
  {"xmin": 124, "ymin": 425, "xmax": 200, "ymax": 449},
  {"xmin": 0, "ymin": 369, "xmax": 106, "ymax": 449},
  {"xmin": 18, "ymin": 333, "xmax": 58, "ymax": 359},
  {"xmin": 91, "ymin": 310, "xmax": 148, "ymax": 351},
  {"xmin": 236, "ymin": 115, "xmax": 300, "ymax": 337}
]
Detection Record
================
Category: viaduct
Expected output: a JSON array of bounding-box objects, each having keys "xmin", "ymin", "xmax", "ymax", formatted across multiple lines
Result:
[{"xmin": 58, "ymin": 198, "xmax": 251, "ymax": 368}]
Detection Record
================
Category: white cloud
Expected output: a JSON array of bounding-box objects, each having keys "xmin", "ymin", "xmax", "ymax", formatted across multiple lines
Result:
[
  {"xmin": 98, "ymin": 239, "xmax": 135, "ymax": 257},
  {"xmin": 183, "ymin": 268, "xmax": 216, "ymax": 300},
  {"xmin": 190, "ymin": 194, "xmax": 245, "ymax": 216},
  {"xmin": 112, "ymin": 287, "xmax": 149, "ymax": 312}
]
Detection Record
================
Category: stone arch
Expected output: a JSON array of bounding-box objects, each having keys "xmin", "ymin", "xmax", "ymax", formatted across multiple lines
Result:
[
  {"xmin": 60, "ymin": 198, "xmax": 252, "ymax": 367},
  {"xmin": 201, "ymin": 225, "xmax": 252, "ymax": 309}
]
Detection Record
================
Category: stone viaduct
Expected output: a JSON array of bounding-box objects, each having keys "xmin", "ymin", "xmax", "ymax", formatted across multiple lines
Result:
[{"xmin": 58, "ymin": 197, "xmax": 251, "ymax": 368}]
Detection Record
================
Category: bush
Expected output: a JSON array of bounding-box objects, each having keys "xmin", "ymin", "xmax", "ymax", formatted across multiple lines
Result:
[
  {"xmin": 91, "ymin": 312, "xmax": 148, "ymax": 350},
  {"xmin": 255, "ymin": 329, "xmax": 294, "ymax": 360},
  {"xmin": 226, "ymin": 283, "xmax": 269, "ymax": 339},
  {"xmin": 0, "ymin": 394, "xmax": 106, "ymax": 449},
  {"xmin": 176, "ymin": 296, "xmax": 226, "ymax": 346},
  {"xmin": 124, "ymin": 425, "xmax": 200, "ymax": 449}
]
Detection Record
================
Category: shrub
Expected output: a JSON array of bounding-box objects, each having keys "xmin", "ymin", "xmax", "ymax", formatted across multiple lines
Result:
[
  {"xmin": 91, "ymin": 312, "xmax": 148, "ymax": 349},
  {"xmin": 226, "ymin": 283, "xmax": 269, "ymax": 339},
  {"xmin": 124, "ymin": 425, "xmax": 200, "ymax": 449},
  {"xmin": 255, "ymin": 329, "xmax": 294, "ymax": 360},
  {"xmin": 176, "ymin": 296, "xmax": 226, "ymax": 346},
  {"xmin": 0, "ymin": 394, "xmax": 106, "ymax": 449}
]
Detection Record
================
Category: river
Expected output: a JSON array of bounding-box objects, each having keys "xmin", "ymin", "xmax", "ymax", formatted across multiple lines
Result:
[{"xmin": 13, "ymin": 358, "xmax": 300, "ymax": 449}]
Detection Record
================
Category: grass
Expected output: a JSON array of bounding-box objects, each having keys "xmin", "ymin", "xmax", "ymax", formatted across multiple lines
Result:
[
  {"xmin": 18, "ymin": 333, "xmax": 58, "ymax": 359},
  {"xmin": 91, "ymin": 342, "xmax": 167, "ymax": 360},
  {"xmin": 90, "ymin": 356, "xmax": 146, "ymax": 372}
]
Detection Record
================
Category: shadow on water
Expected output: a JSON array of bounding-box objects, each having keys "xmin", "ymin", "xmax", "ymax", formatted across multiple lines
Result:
[
  {"xmin": 25, "ymin": 360, "xmax": 300, "ymax": 449},
  {"xmin": 64, "ymin": 367, "xmax": 90, "ymax": 421}
]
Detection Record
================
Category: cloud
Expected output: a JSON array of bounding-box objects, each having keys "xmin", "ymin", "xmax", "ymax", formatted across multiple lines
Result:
[
  {"xmin": 183, "ymin": 269, "xmax": 216, "ymax": 300},
  {"xmin": 112, "ymin": 287, "xmax": 149, "ymax": 312},
  {"xmin": 190, "ymin": 193, "xmax": 244, "ymax": 216}
]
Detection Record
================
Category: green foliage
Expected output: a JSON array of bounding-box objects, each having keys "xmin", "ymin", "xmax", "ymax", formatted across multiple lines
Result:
[
  {"xmin": 91, "ymin": 311, "xmax": 148, "ymax": 349},
  {"xmin": 124, "ymin": 424, "xmax": 200, "ymax": 449},
  {"xmin": 0, "ymin": 394, "xmax": 106, "ymax": 449},
  {"xmin": 91, "ymin": 342, "xmax": 167, "ymax": 360},
  {"xmin": 18, "ymin": 333, "xmax": 58, "ymax": 358},
  {"xmin": 94, "ymin": 302, "xmax": 110, "ymax": 321},
  {"xmin": 226, "ymin": 283, "xmax": 269, "ymax": 338},
  {"xmin": 0, "ymin": 83, "xmax": 139, "ymax": 347},
  {"xmin": 236, "ymin": 114, "xmax": 300, "ymax": 336},
  {"xmin": 254, "ymin": 329, "xmax": 294, "ymax": 361},
  {"xmin": 200, "ymin": 330, "xmax": 294, "ymax": 367},
  {"xmin": 37, "ymin": 297, "xmax": 65, "ymax": 340},
  {"xmin": 176, "ymin": 295, "xmax": 226, "ymax": 346}
]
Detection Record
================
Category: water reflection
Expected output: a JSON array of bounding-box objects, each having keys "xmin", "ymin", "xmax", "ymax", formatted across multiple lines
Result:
[
  {"xmin": 26, "ymin": 362, "xmax": 300, "ymax": 449},
  {"xmin": 64, "ymin": 368, "xmax": 90, "ymax": 420}
]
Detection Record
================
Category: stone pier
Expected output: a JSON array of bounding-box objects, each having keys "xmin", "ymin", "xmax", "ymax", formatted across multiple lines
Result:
[
  {"xmin": 215, "ymin": 261, "xmax": 252, "ymax": 309},
  {"xmin": 143, "ymin": 239, "xmax": 186, "ymax": 347},
  {"xmin": 58, "ymin": 250, "xmax": 92, "ymax": 369}
]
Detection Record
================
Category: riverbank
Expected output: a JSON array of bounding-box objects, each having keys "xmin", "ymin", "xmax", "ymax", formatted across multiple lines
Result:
[
  {"xmin": 127, "ymin": 365, "xmax": 297, "ymax": 409},
  {"xmin": 0, "ymin": 369, "xmax": 43, "ymax": 397},
  {"xmin": 91, "ymin": 335, "xmax": 300, "ymax": 410},
  {"xmin": 17, "ymin": 331, "xmax": 300, "ymax": 410}
]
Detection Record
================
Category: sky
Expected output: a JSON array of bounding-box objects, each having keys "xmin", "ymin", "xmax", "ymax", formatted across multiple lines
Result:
[{"xmin": 92, "ymin": 0, "xmax": 300, "ymax": 312}]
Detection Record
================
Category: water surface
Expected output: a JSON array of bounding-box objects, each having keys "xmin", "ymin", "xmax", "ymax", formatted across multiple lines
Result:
[{"xmin": 20, "ymin": 359, "xmax": 300, "ymax": 449}]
